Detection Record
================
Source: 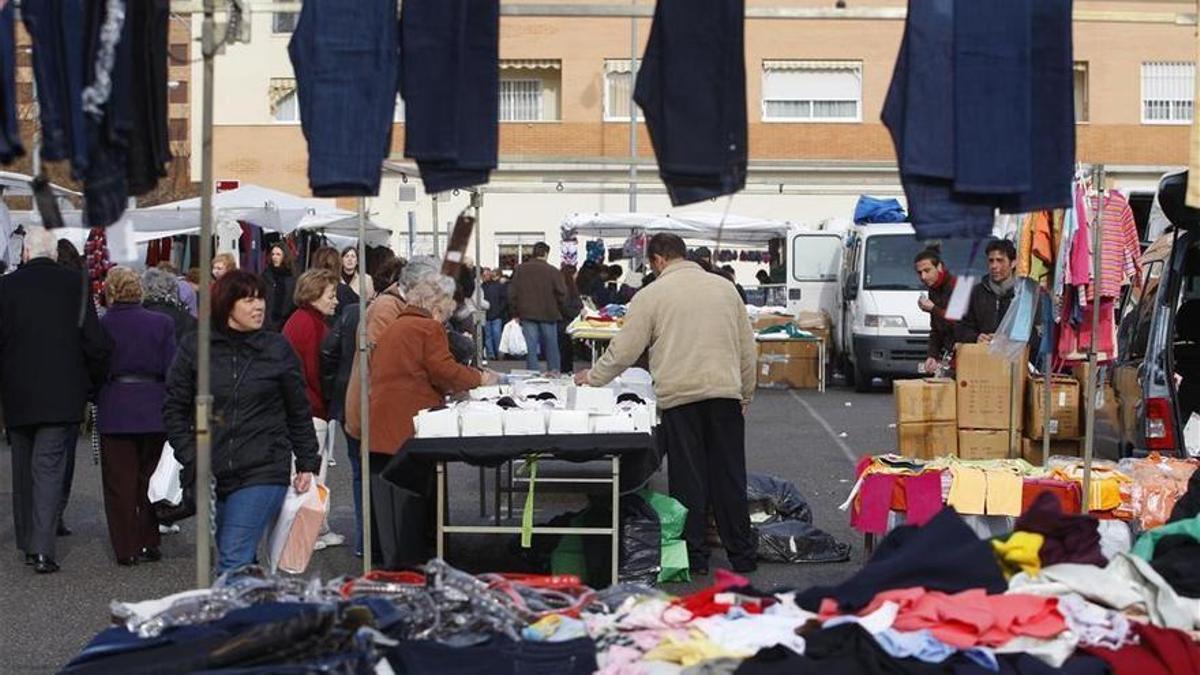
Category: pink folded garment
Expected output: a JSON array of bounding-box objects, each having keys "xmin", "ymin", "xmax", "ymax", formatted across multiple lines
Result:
[
  {"xmin": 851, "ymin": 473, "xmax": 898, "ymax": 535},
  {"xmin": 905, "ymin": 471, "xmax": 945, "ymax": 527},
  {"xmin": 820, "ymin": 587, "xmax": 1067, "ymax": 649}
]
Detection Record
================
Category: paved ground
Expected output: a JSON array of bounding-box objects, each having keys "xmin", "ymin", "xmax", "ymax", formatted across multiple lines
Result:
[{"xmin": 0, "ymin": 373, "xmax": 900, "ymax": 673}]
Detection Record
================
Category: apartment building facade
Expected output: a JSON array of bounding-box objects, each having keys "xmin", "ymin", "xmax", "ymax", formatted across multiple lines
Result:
[{"xmin": 193, "ymin": 0, "xmax": 1197, "ymax": 269}]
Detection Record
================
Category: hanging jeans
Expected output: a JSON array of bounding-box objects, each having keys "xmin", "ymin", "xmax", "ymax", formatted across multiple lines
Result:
[
  {"xmin": 634, "ymin": 0, "xmax": 747, "ymax": 206},
  {"xmin": 215, "ymin": 484, "xmax": 288, "ymax": 573},
  {"xmin": 521, "ymin": 320, "xmax": 560, "ymax": 373},
  {"xmin": 400, "ymin": 0, "xmax": 499, "ymax": 194},
  {"xmin": 82, "ymin": 0, "xmax": 134, "ymax": 228},
  {"xmin": 0, "ymin": 2, "xmax": 24, "ymax": 165},
  {"xmin": 288, "ymin": 0, "xmax": 398, "ymax": 197}
]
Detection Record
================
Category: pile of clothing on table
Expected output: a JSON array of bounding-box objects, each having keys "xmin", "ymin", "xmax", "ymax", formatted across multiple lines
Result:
[{"xmin": 846, "ymin": 453, "xmax": 1200, "ymax": 537}]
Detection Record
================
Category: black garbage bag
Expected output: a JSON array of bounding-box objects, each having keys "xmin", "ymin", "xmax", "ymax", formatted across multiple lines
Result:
[
  {"xmin": 756, "ymin": 520, "xmax": 851, "ymax": 564},
  {"xmin": 747, "ymin": 473, "xmax": 812, "ymax": 524},
  {"xmin": 616, "ymin": 493, "xmax": 662, "ymax": 586}
]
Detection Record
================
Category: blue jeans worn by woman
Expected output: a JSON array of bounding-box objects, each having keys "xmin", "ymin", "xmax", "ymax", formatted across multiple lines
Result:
[
  {"xmin": 521, "ymin": 320, "xmax": 560, "ymax": 373},
  {"xmin": 216, "ymin": 484, "xmax": 288, "ymax": 573},
  {"xmin": 345, "ymin": 431, "xmax": 363, "ymax": 556}
]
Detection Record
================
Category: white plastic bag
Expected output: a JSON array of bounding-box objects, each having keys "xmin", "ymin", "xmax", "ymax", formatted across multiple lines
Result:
[
  {"xmin": 1185, "ymin": 413, "xmax": 1200, "ymax": 458},
  {"xmin": 277, "ymin": 484, "xmax": 329, "ymax": 574},
  {"xmin": 499, "ymin": 319, "xmax": 528, "ymax": 356},
  {"xmin": 147, "ymin": 442, "xmax": 183, "ymax": 506},
  {"xmin": 267, "ymin": 484, "xmax": 313, "ymax": 574}
]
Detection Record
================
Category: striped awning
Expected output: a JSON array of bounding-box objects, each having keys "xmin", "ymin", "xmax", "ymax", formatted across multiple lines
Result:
[
  {"xmin": 500, "ymin": 59, "xmax": 561, "ymax": 70},
  {"xmin": 763, "ymin": 60, "xmax": 861, "ymax": 71}
]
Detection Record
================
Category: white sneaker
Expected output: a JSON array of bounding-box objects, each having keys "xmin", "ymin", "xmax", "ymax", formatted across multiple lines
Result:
[
  {"xmin": 328, "ymin": 457, "xmax": 337, "ymax": 467},
  {"xmin": 159, "ymin": 524, "xmax": 181, "ymax": 535},
  {"xmin": 314, "ymin": 531, "xmax": 346, "ymax": 551}
]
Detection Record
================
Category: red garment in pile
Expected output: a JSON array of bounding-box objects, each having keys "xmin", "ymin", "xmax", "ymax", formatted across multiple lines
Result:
[
  {"xmin": 819, "ymin": 587, "xmax": 1067, "ymax": 649},
  {"xmin": 671, "ymin": 570, "xmax": 760, "ymax": 618},
  {"xmin": 1083, "ymin": 623, "xmax": 1200, "ymax": 675}
]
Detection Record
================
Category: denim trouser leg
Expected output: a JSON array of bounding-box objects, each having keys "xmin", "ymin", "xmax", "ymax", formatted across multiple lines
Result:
[
  {"xmin": 345, "ymin": 432, "xmax": 363, "ymax": 555},
  {"xmin": 288, "ymin": 0, "xmax": 397, "ymax": 197},
  {"xmin": 0, "ymin": 3, "xmax": 23, "ymax": 162},
  {"xmin": 539, "ymin": 321, "xmax": 561, "ymax": 373},
  {"xmin": 484, "ymin": 318, "xmax": 502, "ymax": 359},
  {"xmin": 521, "ymin": 321, "xmax": 542, "ymax": 371},
  {"xmin": 215, "ymin": 484, "xmax": 288, "ymax": 573}
]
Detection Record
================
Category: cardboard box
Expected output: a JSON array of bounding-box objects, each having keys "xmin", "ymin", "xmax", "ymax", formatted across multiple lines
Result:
[
  {"xmin": 1021, "ymin": 437, "xmax": 1082, "ymax": 466},
  {"xmin": 897, "ymin": 421, "xmax": 958, "ymax": 459},
  {"xmin": 753, "ymin": 311, "xmax": 832, "ymax": 361},
  {"xmin": 757, "ymin": 340, "xmax": 821, "ymax": 389},
  {"xmin": 894, "ymin": 378, "xmax": 957, "ymax": 424},
  {"xmin": 955, "ymin": 344, "xmax": 1026, "ymax": 431},
  {"xmin": 1025, "ymin": 376, "xmax": 1081, "ymax": 440},
  {"xmin": 958, "ymin": 429, "xmax": 1013, "ymax": 460},
  {"xmin": 1071, "ymin": 363, "xmax": 1121, "ymax": 432}
]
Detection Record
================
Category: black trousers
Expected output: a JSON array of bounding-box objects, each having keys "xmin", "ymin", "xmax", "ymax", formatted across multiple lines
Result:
[
  {"xmin": 661, "ymin": 399, "xmax": 756, "ymax": 567},
  {"xmin": 369, "ymin": 452, "xmax": 432, "ymax": 569},
  {"xmin": 100, "ymin": 433, "xmax": 164, "ymax": 559},
  {"xmin": 9, "ymin": 424, "xmax": 73, "ymax": 559}
]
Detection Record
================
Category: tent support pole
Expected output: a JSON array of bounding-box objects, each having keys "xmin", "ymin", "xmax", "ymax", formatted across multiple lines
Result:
[
  {"xmin": 628, "ymin": 0, "xmax": 638, "ymax": 213},
  {"xmin": 1082, "ymin": 164, "xmax": 1105, "ymax": 514},
  {"xmin": 432, "ymin": 194, "xmax": 440, "ymax": 257},
  {"xmin": 194, "ymin": 0, "xmax": 217, "ymax": 588},
  {"xmin": 357, "ymin": 197, "xmax": 371, "ymax": 575},
  {"xmin": 472, "ymin": 192, "xmax": 485, "ymax": 366}
]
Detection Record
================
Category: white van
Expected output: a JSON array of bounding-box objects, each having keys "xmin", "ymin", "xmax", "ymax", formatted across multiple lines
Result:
[
  {"xmin": 837, "ymin": 223, "xmax": 979, "ymax": 391},
  {"xmin": 785, "ymin": 227, "xmax": 845, "ymax": 319}
]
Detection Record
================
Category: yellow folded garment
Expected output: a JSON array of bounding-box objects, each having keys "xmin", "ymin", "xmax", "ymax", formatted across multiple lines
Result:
[
  {"xmin": 1049, "ymin": 467, "xmax": 1129, "ymax": 511},
  {"xmin": 642, "ymin": 634, "xmax": 744, "ymax": 667},
  {"xmin": 992, "ymin": 531, "xmax": 1044, "ymax": 579},
  {"xmin": 985, "ymin": 469, "xmax": 1024, "ymax": 517},
  {"xmin": 947, "ymin": 465, "xmax": 988, "ymax": 515}
]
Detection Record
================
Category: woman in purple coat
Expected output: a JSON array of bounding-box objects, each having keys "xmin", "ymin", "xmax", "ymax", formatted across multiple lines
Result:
[{"xmin": 96, "ymin": 267, "xmax": 177, "ymax": 566}]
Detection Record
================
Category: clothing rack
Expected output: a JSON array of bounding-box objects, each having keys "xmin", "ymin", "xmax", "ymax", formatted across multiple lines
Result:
[
  {"xmin": 1081, "ymin": 164, "xmax": 1106, "ymax": 514},
  {"xmin": 160, "ymin": 1, "xmax": 1188, "ymax": 586}
]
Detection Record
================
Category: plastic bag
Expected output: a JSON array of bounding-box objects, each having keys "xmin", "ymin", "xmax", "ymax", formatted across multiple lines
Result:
[
  {"xmin": 499, "ymin": 319, "xmax": 528, "ymax": 356},
  {"xmin": 619, "ymin": 494, "xmax": 662, "ymax": 586},
  {"xmin": 272, "ymin": 484, "xmax": 328, "ymax": 574},
  {"xmin": 1186, "ymin": 413, "xmax": 1200, "ymax": 458},
  {"xmin": 147, "ymin": 442, "xmax": 183, "ymax": 506},
  {"xmin": 755, "ymin": 520, "xmax": 851, "ymax": 564},
  {"xmin": 640, "ymin": 491, "xmax": 689, "ymax": 583},
  {"xmin": 746, "ymin": 473, "xmax": 812, "ymax": 524},
  {"xmin": 990, "ymin": 277, "xmax": 1039, "ymax": 363}
]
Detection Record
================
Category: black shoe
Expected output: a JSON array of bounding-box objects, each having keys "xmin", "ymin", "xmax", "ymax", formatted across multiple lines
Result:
[
  {"xmin": 56, "ymin": 523, "xmax": 72, "ymax": 537},
  {"xmin": 23, "ymin": 553, "xmax": 36, "ymax": 566},
  {"xmin": 116, "ymin": 556, "xmax": 139, "ymax": 567},
  {"xmin": 33, "ymin": 555, "xmax": 59, "ymax": 574},
  {"xmin": 138, "ymin": 547, "xmax": 162, "ymax": 563}
]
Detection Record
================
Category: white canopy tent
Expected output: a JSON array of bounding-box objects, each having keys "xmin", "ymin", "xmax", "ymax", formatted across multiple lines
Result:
[{"xmin": 561, "ymin": 212, "xmax": 801, "ymax": 245}]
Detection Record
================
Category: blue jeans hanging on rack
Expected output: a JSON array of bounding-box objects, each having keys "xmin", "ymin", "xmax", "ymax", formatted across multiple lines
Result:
[
  {"xmin": 82, "ymin": 0, "xmax": 134, "ymax": 229},
  {"xmin": 288, "ymin": 0, "xmax": 398, "ymax": 197},
  {"xmin": 0, "ymin": 2, "xmax": 25, "ymax": 164},
  {"xmin": 634, "ymin": 0, "xmax": 747, "ymax": 206},
  {"xmin": 400, "ymin": 0, "xmax": 499, "ymax": 194}
]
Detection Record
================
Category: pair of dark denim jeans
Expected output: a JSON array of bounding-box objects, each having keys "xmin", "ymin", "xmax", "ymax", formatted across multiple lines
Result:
[
  {"xmin": 400, "ymin": 0, "xmax": 499, "ymax": 194},
  {"xmin": 0, "ymin": 2, "xmax": 25, "ymax": 165},
  {"xmin": 882, "ymin": 0, "xmax": 1073, "ymax": 240},
  {"xmin": 288, "ymin": 0, "xmax": 398, "ymax": 197},
  {"xmin": 23, "ymin": 0, "xmax": 87, "ymax": 175},
  {"xmin": 634, "ymin": 0, "xmax": 747, "ymax": 206}
]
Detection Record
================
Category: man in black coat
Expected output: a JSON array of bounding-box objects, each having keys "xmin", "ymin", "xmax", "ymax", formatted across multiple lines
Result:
[
  {"xmin": 914, "ymin": 246, "xmax": 957, "ymax": 374},
  {"xmin": 0, "ymin": 227, "xmax": 111, "ymax": 573},
  {"xmin": 956, "ymin": 239, "xmax": 1017, "ymax": 345}
]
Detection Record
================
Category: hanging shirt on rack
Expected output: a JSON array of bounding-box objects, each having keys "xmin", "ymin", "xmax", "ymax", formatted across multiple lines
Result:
[{"xmin": 1090, "ymin": 190, "xmax": 1141, "ymax": 301}]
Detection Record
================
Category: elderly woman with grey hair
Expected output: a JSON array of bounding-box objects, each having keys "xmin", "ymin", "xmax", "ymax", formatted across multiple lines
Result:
[{"xmin": 142, "ymin": 267, "xmax": 198, "ymax": 345}]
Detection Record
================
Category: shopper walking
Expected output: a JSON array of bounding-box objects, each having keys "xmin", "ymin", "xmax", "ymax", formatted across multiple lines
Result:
[
  {"xmin": 336, "ymin": 245, "xmax": 374, "ymax": 313},
  {"xmin": 262, "ymin": 243, "xmax": 297, "ymax": 332},
  {"xmin": 96, "ymin": 267, "xmax": 176, "ymax": 566},
  {"xmin": 481, "ymin": 267, "xmax": 507, "ymax": 360},
  {"xmin": 559, "ymin": 264, "xmax": 584, "ymax": 374},
  {"xmin": 576, "ymin": 233, "xmax": 758, "ymax": 575},
  {"xmin": 508, "ymin": 242, "xmax": 566, "ymax": 372},
  {"xmin": 211, "ymin": 252, "xmax": 238, "ymax": 281},
  {"xmin": 143, "ymin": 267, "xmax": 198, "ymax": 345},
  {"xmin": 164, "ymin": 270, "xmax": 319, "ymax": 573},
  {"xmin": 54, "ymin": 238, "xmax": 89, "ymax": 537},
  {"xmin": 283, "ymin": 268, "xmax": 344, "ymax": 550},
  {"xmin": 0, "ymin": 226, "xmax": 111, "ymax": 574}
]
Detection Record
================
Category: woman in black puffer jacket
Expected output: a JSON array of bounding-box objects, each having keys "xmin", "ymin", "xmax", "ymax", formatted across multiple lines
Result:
[{"xmin": 163, "ymin": 270, "xmax": 320, "ymax": 573}]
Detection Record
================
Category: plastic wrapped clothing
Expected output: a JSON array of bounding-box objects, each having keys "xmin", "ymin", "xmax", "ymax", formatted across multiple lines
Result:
[{"xmin": 853, "ymin": 195, "xmax": 907, "ymax": 224}]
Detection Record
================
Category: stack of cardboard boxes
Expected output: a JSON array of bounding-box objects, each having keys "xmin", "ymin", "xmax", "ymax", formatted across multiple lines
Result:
[
  {"xmin": 1021, "ymin": 374, "xmax": 1082, "ymax": 464},
  {"xmin": 894, "ymin": 378, "xmax": 957, "ymax": 458},
  {"xmin": 956, "ymin": 344, "xmax": 1026, "ymax": 460},
  {"xmin": 753, "ymin": 311, "xmax": 829, "ymax": 390}
]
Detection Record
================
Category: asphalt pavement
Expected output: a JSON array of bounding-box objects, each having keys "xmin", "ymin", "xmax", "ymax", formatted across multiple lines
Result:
[{"xmin": 0, "ymin": 376, "xmax": 901, "ymax": 673}]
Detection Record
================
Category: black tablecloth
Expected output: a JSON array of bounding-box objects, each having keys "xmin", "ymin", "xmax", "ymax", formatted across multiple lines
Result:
[{"xmin": 381, "ymin": 433, "xmax": 662, "ymax": 496}]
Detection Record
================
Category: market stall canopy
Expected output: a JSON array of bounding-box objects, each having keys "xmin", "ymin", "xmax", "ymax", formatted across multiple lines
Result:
[
  {"xmin": 123, "ymin": 184, "xmax": 392, "ymax": 244},
  {"xmin": 561, "ymin": 212, "xmax": 801, "ymax": 244},
  {"xmin": 0, "ymin": 171, "xmax": 80, "ymax": 199}
]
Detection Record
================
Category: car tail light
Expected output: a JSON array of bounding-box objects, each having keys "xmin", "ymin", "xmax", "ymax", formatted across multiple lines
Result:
[{"xmin": 1146, "ymin": 397, "xmax": 1177, "ymax": 450}]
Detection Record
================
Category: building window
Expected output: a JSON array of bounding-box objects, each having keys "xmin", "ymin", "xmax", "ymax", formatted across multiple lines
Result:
[
  {"xmin": 761, "ymin": 60, "xmax": 862, "ymax": 122},
  {"xmin": 1142, "ymin": 61, "xmax": 1194, "ymax": 124},
  {"xmin": 273, "ymin": 0, "xmax": 298, "ymax": 33},
  {"xmin": 499, "ymin": 80, "xmax": 544, "ymax": 122},
  {"xmin": 1074, "ymin": 62, "xmax": 1089, "ymax": 123},
  {"xmin": 496, "ymin": 233, "xmax": 546, "ymax": 272},
  {"xmin": 272, "ymin": 92, "xmax": 299, "ymax": 123},
  {"xmin": 603, "ymin": 59, "xmax": 643, "ymax": 122}
]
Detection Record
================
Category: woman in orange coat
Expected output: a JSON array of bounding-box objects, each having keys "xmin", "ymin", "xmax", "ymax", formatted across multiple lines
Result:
[{"xmin": 368, "ymin": 274, "xmax": 497, "ymax": 566}]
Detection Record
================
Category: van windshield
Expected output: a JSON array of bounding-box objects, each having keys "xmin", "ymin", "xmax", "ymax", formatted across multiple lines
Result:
[{"xmin": 863, "ymin": 234, "xmax": 981, "ymax": 291}]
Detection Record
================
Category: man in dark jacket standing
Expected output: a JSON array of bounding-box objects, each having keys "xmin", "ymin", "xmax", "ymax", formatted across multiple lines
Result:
[
  {"xmin": 956, "ymin": 239, "xmax": 1017, "ymax": 345},
  {"xmin": 508, "ymin": 242, "xmax": 567, "ymax": 372},
  {"xmin": 0, "ymin": 227, "xmax": 110, "ymax": 573},
  {"xmin": 481, "ymin": 267, "xmax": 508, "ymax": 360},
  {"xmin": 914, "ymin": 246, "xmax": 957, "ymax": 374}
]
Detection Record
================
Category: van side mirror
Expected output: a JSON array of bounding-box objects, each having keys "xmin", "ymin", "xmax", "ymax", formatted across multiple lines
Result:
[{"xmin": 844, "ymin": 277, "xmax": 858, "ymax": 301}]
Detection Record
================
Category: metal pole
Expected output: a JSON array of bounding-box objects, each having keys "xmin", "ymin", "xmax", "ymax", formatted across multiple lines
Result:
[
  {"xmin": 1042, "ymin": 349, "xmax": 1052, "ymax": 466},
  {"xmin": 472, "ymin": 192, "xmax": 485, "ymax": 365},
  {"xmin": 1082, "ymin": 164, "xmax": 1105, "ymax": 513},
  {"xmin": 628, "ymin": 0, "xmax": 638, "ymax": 212},
  {"xmin": 195, "ymin": 0, "xmax": 217, "ymax": 587},
  {"xmin": 356, "ymin": 197, "xmax": 371, "ymax": 574},
  {"xmin": 407, "ymin": 211, "xmax": 416, "ymax": 259},
  {"xmin": 431, "ymin": 194, "xmax": 440, "ymax": 257}
]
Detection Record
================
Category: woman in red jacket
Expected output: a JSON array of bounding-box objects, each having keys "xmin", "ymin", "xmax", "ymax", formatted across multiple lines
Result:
[{"xmin": 283, "ymin": 268, "xmax": 343, "ymax": 550}]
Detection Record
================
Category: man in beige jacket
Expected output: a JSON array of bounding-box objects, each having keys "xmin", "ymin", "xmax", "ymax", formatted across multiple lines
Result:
[{"xmin": 575, "ymin": 233, "xmax": 758, "ymax": 574}]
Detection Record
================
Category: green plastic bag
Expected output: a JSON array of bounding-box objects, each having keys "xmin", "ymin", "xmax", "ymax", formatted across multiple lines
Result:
[
  {"xmin": 756, "ymin": 322, "xmax": 815, "ymax": 340},
  {"xmin": 640, "ymin": 490, "xmax": 690, "ymax": 583}
]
